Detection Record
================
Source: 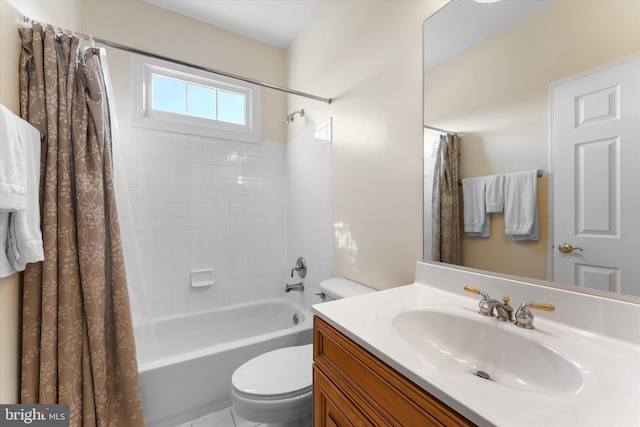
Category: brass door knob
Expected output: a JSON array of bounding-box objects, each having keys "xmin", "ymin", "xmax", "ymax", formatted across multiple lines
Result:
[{"xmin": 558, "ymin": 243, "xmax": 583, "ymax": 254}]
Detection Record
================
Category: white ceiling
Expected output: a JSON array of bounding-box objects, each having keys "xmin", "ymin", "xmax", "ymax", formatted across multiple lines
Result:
[
  {"xmin": 144, "ymin": 0, "xmax": 555, "ymax": 67},
  {"xmin": 424, "ymin": 0, "xmax": 554, "ymax": 71},
  {"xmin": 144, "ymin": 0, "xmax": 319, "ymax": 49}
]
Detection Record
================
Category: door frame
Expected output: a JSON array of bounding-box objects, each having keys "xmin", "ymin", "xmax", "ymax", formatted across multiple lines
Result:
[{"xmin": 547, "ymin": 53, "xmax": 640, "ymax": 283}]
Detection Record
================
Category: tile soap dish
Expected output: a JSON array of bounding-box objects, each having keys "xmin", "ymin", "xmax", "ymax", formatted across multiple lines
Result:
[{"xmin": 190, "ymin": 269, "xmax": 214, "ymax": 287}]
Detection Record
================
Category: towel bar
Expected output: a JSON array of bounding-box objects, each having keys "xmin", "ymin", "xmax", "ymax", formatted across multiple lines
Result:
[{"xmin": 457, "ymin": 169, "xmax": 543, "ymax": 185}]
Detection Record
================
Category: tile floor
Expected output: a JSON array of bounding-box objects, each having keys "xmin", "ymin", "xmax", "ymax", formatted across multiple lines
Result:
[{"xmin": 176, "ymin": 406, "xmax": 262, "ymax": 427}]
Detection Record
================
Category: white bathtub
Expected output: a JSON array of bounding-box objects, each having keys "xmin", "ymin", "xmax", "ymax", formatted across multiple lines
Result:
[{"xmin": 138, "ymin": 298, "xmax": 313, "ymax": 427}]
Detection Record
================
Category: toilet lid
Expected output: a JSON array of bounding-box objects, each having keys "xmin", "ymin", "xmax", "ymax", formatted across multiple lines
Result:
[{"xmin": 232, "ymin": 344, "xmax": 313, "ymax": 400}]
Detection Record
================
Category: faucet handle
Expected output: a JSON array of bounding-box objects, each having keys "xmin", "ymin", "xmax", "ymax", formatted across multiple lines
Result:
[
  {"xmin": 515, "ymin": 302, "xmax": 555, "ymax": 329},
  {"xmin": 463, "ymin": 286, "xmax": 489, "ymax": 299},
  {"xmin": 290, "ymin": 257, "xmax": 307, "ymax": 278},
  {"xmin": 463, "ymin": 286, "xmax": 495, "ymax": 317}
]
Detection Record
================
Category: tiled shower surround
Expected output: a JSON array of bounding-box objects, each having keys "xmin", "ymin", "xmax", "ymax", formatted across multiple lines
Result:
[
  {"xmin": 287, "ymin": 119, "xmax": 332, "ymax": 308},
  {"xmin": 117, "ymin": 119, "xmax": 331, "ymax": 318}
]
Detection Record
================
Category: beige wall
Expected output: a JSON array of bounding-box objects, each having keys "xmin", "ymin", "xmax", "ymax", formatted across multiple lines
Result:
[
  {"xmin": 424, "ymin": 0, "xmax": 640, "ymax": 280},
  {"xmin": 286, "ymin": 1, "xmax": 447, "ymax": 290},
  {"xmin": 0, "ymin": 0, "xmax": 82, "ymax": 403}
]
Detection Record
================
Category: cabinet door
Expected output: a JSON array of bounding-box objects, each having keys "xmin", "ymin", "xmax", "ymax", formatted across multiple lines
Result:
[
  {"xmin": 314, "ymin": 317, "xmax": 474, "ymax": 427},
  {"xmin": 314, "ymin": 365, "xmax": 372, "ymax": 427},
  {"xmin": 325, "ymin": 395, "xmax": 352, "ymax": 427}
]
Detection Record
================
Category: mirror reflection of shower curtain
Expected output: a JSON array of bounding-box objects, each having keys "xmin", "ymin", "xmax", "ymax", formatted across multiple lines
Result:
[
  {"xmin": 423, "ymin": 135, "xmax": 439, "ymax": 260},
  {"xmin": 100, "ymin": 50, "xmax": 157, "ymax": 363},
  {"xmin": 431, "ymin": 133, "xmax": 461, "ymax": 265}
]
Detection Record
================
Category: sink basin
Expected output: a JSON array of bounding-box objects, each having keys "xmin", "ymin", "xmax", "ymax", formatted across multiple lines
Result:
[{"xmin": 391, "ymin": 310, "xmax": 584, "ymax": 394}]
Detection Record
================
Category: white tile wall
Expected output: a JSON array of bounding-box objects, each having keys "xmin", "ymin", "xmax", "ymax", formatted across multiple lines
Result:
[
  {"xmin": 116, "ymin": 118, "xmax": 331, "ymax": 318},
  {"xmin": 118, "ymin": 120, "xmax": 288, "ymax": 318},
  {"xmin": 286, "ymin": 118, "xmax": 333, "ymax": 307}
]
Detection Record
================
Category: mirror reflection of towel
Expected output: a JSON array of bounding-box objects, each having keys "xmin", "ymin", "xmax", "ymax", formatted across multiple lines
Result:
[
  {"xmin": 504, "ymin": 170, "xmax": 538, "ymax": 241},
  {"xmin": 462, "ymin": 177, "xmax": 490, "ymax": 237},
  {"xmin": 485, "ymin": 173, "xmax": 504, "ymax": 213}
]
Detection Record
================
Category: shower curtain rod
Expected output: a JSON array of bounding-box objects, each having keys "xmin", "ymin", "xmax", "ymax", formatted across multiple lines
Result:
[
  {"xmin": 424, "ymin": 124, "xmax": 456, "ymax": 135},
  {"xmin": 23, "ymin": 16, "xmax": 333, "ymax": 105}
]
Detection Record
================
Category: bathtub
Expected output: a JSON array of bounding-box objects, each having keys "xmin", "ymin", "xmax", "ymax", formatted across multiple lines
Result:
[{"xmin": 138, "ymin": 298, "xmax": 313, "ymax": 427}]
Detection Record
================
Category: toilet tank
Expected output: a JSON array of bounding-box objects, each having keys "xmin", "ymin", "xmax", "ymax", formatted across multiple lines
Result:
[{"xmin": 319, "ymin": 278, "xmax": 375, "ymax": 301}]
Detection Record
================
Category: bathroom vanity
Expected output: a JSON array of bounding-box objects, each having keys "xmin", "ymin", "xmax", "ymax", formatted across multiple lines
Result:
[
  {"xmin": 311, "ymin": 262, "xmax": 640, "ymax": 427},
  {"xmin": 313, "ymin": 316, "xmax": 472, "ymax": 426}
]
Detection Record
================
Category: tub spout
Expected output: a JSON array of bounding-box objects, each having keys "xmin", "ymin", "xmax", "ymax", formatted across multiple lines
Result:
[{"xmin": 285, "ymin": 282, "xmax": 304, "ymax": 292}]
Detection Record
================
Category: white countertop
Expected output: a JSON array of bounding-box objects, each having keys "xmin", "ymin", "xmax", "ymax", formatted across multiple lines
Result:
[{"xmin": 312, "ymin": 263, "xmax": 640, "ymax": 427}]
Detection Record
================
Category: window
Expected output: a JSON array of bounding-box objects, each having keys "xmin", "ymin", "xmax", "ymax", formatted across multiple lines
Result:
[{"xmin": 131, "ymin": 55, "xmax": 261, "ymax": 142}]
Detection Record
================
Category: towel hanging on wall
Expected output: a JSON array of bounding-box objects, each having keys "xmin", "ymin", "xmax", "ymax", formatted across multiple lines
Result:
[
  {"xmin": 460, "ymin": 170, "xmax": 541, "ymax": 241},
  {"xmin": 504, "ymin": 170, "xmax": 539, "ymax": 241},
  {"xmin": 0, "ymin": 104, "xmax": 28, "ymax": 211},
  {"xmin": 0, "ymin": 104, "xmax": 44, "ymax": 278},
  {"xmin": 461, "ymin": 176, "xmax": 490, "ymax": 237},
  {"xmin": 485, "ymin": 173, "xmax": 505, "ymax": 213}
]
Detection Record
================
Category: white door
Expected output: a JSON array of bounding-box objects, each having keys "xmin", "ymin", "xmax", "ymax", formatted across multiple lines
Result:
[{"xmin": 551, "ymin": 55, "xmax": 640, "ymax": 297}]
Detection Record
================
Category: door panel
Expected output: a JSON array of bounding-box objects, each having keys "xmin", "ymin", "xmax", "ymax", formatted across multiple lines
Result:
[
  {"xmin": 552, "ymin": 55, "xmax": 640, "ymax": 296},
  {"xmin": 576, "ymin": 137, "xmax": 618, "ymax": 235}
]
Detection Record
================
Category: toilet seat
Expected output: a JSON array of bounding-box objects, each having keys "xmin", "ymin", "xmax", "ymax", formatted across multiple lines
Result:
[{"xmin": 232, "ymin": 344, "xmax": 313, "ymax": 401}]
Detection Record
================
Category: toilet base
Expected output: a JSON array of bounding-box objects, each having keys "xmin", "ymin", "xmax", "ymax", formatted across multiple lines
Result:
[
  {"xmin": 231, "ymin": 389, "xmax": 312, "ymax": 426},
  {"xmin": 261, "ymin": 413, "xmax": 312, "ymax": 427}
]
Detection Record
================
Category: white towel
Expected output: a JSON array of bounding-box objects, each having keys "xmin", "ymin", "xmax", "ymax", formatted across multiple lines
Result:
[
  {"xmin": 0, "ymin": 212, "xmax": 15, "ymax": 277},
  {"xmin": 485, "ymin": 174, "xmax": 504, "ymax": 213},
  {"xmin": 0, "ymin": 104, "xmax": 27, "ymax": 211},
  {"xmin": 462, "ymin": 177, "xmax": 490, "ymax": 237},
  {"xmin": 504, "ymin": 170, "xmax": 538, "ymax": 241},
  {"xmin": 0, "ymin": 107, "xmax": 44, "ymax": 277}
]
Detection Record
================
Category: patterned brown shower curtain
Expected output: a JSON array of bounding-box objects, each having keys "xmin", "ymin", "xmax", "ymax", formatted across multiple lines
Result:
[
  {"xmin": 431, "ymin": 133, "xmax": 461, "ymax": 265},
  {"xmin": 18, "ymin": 24, "xmax": 143, "ymax": 427}
]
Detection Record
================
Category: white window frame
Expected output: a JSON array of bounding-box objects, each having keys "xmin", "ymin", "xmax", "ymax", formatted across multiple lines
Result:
[{"xmin": 131, "ymin": 54, "xmax": 261, "ymax": 143}]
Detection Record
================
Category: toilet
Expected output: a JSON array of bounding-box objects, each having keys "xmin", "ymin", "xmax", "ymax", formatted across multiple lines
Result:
[{"xmin": 231, "ymin": 278, "xmax": 375, "ymax": 427}]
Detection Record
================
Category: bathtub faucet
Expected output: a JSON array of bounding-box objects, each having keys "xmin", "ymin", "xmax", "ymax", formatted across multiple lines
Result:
[{"xmin": 285, "ymin": 282, "xmax": 304, "ymax": 292}]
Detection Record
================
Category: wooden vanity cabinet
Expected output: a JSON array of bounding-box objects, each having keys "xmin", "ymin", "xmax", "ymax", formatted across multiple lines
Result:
[{"xmin": 313, "ymin": 316, "xmax": 474, "ymax": 427}]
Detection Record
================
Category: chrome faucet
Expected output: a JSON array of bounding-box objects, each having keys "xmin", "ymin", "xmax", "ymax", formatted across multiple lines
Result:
[
  {"xmin": 494, "ymin": 296, "xmax": 515, "ymax": 322},
  {"xmin": 464, "ymin": 287, "xmax": 555, "ymax": 328},
  {"xmin": 285, "ymin": 282, "xmax": 304, "ymax": 292}
]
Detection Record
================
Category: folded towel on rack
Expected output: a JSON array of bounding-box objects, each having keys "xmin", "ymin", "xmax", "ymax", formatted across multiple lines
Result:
[
  {"xmin": 462, "ymin": 177, "xmax": 490, "ymax": 237},
  {"xmin": 485, "ymin": 173, "xmax": 504, "ymax": 213},
  {"xmin": 504, "ymin": 170, "xmax": 538, "ymax": 241},
  {"xmin": 0, "ymin": 105, "xmax": 44, "ymax": 277},
  {"xmin": 0, "ymin": 105, "xmax": 28, "ymax": 211}
]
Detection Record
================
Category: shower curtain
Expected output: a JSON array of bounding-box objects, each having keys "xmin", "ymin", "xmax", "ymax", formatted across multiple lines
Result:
[
  {"xmin": 18, "ymin": 24, "xmax": 143, "ymax": 426},
  {"xmin": 431, "ymin": 133, "xmax": 461, "ymax": 265}
]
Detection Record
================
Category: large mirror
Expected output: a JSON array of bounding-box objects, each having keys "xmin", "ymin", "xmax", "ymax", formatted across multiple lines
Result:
[{"xmin": 423, "ymin": 0, "xmax": 640, "ymax": 297}]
